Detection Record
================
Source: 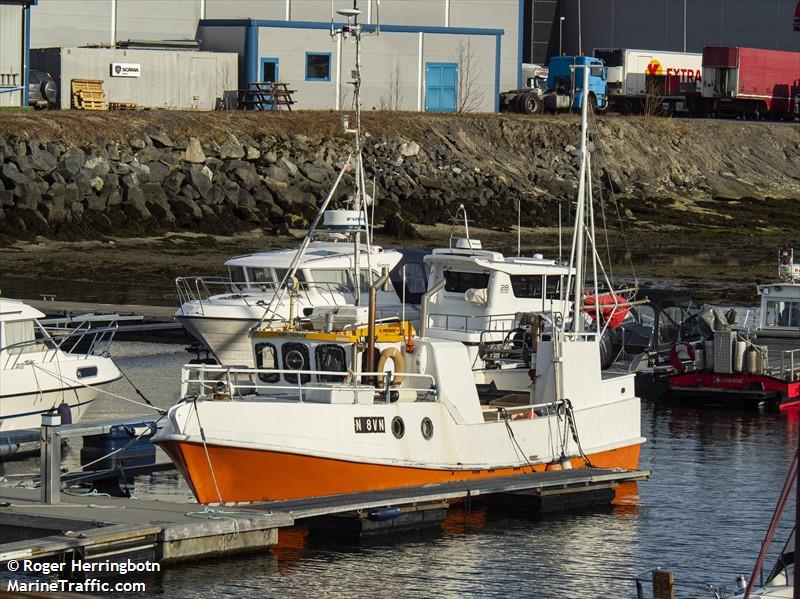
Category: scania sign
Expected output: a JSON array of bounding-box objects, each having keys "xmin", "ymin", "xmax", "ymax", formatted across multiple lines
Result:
[{"xmin": 110, "ymin": 63, "xmax": 141, "ymax": 78}]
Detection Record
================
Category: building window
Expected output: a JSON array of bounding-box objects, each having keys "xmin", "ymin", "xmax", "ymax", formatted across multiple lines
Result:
[{"xmin": 305, "ymin": 53, "xmax": 331, "ymax": 81}]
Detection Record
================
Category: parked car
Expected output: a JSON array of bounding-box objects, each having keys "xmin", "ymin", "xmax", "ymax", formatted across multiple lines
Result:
[{"xmin": 28, "ymin": 70, "xmax": 57, "ymax": 108}]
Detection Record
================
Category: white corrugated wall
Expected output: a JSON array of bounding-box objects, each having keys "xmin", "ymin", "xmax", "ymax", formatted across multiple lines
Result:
[{"xmin": 0, "ymin": 5, "xmax": 24, "ymax": 107}]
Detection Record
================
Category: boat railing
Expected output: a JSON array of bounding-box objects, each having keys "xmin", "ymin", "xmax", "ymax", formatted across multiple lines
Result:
[
  {"xmin": 0, "ymin": 321, "xmax": 117, "ymax": 369},
  {"xmin": 426, "ymin": 312, "xmax": 520, "ymax": 334},
  {"xmin": 780, "ymin": 348, "xmax": 800, "ymax": 381},
  {"xmin": 175, "ymin": 276, "xmax": 361, "ymax": 316},
  {"xmin": 180, "ymin": 364, "xmax": 439, "ymax": 404}
]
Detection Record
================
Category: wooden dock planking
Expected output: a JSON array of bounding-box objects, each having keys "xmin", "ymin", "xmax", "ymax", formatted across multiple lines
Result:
[{"xmin": 0, "ymin": 487, "xmax": 292, "ymax": 564}]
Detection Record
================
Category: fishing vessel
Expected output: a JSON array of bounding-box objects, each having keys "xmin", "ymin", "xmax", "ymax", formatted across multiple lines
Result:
[
  {"xmin": 0, "ymin": 297, "xmax": 120, "ymax": 435},
  {"xmin": 664, "ymin": 245, "xmax": 800, "ymax": 409},
  {"xmin": 153, "ymin": 38, "xmax": 643, "ymax": 504}
]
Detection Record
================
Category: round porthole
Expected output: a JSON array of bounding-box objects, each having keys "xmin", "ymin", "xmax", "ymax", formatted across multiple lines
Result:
[
  {"xmin": 421, "ymin": 417, "xmax": 434, "ymax": 440},
  {"xmin": 391, "ymin": 416, "xmax": 405, "ymax": 439}
]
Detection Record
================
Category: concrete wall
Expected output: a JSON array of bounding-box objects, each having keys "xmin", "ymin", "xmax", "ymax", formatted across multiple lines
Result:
[
  {"xmin": 559, "ymin": 0, "xmax": 800, "ymax": 57},
  {"xmin": 0, "ymin": 5, "xmax": 24, "ymax": 107},
  {"xmin": 254, "ymin": 26, "xmax": 498, "ymax": 112},
  {"xmin": 31, "ymin": 47, "xmax": 237, "ymax": 110}
]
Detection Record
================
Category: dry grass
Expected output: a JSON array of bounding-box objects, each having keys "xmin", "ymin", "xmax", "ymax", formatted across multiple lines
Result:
[{"xmin": 0, "ymin": 109, "xmax": 578, "ymax": 145}]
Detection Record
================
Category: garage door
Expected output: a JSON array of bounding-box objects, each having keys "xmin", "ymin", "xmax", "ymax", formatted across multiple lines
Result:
[{"xmin": 425, "ymin": 62, "xmax": 458, "ymax": 112}]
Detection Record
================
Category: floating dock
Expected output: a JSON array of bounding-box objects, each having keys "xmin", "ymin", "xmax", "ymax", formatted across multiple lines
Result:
[
  {"xmin": 22, "ymin": 298, "xmax": 185, "ymax": 341},
  {"xmin": 0, "ymin": 467, "xmax": 649, "ymax": 569}
]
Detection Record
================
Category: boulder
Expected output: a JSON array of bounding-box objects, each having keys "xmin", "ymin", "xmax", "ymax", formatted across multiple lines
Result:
[
  {"xmin": 184, "ymin": 138, "xmax": 206, "ymax": 163},
  {"xmin": 300, "ymin": 162, "xmax": 329, "ymax": 184},
  {"xmin": 164, "ymin": 171, "xmax": 186, "ymax": 195},
  {"xmin": 84, "ymin": 155, "xmax": 111, "ymax": 177},
  {"xmin": 280, "ymin": 157, "xmax": 299, "ymax": 177},
  {"xmin": 186, "ymin": 164, "xmax": 213, "ymax": 198},
  {"xmin": 149, "ymin": 131, "xmax": 174, "ymax": 148},
  {"xmin": 231, "ymin": 163, "xmax": 260, "ymax": 190},
  {"xmin": 0, "ymin": 162, "xmax": 28, "ymax": 187},
  {"xmin": 245, "ymin": 145, "xmax": 261, "ymax": 161},
  {"xmin": 399, "ymin": 141, "xmax": 420, "ymax": 157},
  {"xmin": 57, "ymin": 147, "xmax": 86, "ymax": 177},
  {"xmin": 28, "ymin": 142, "xmax": 58, "ymax": 173},
  {"xmin": 382, "ymin": 211, "xmax": 421, "ymax": 238},
  {"xmin": 219, "ymin": 134, "xmax": 245, "ymax": 160}
]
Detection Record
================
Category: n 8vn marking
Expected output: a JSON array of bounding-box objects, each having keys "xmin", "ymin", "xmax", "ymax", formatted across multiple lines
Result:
[{"xmin": 354, "ymin": 417, "xmax": 385, "ymax": 434}]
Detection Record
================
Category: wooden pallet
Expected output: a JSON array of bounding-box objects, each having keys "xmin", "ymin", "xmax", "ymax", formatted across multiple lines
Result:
[
  {"xmin": 109, "ymin": 102, "xmax": 137, "ymax": 110},
  {"xmin": 71, "ymin": 79, "xmax": 107, "ymax": 111}
]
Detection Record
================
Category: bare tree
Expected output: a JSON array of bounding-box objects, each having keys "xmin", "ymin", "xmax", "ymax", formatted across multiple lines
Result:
[
  {"xmin": 643, "ymin": 78, "xmax": 665, "ymax": 119},
  {"xmin": 379, "ymin": 60, "xmax": 403, "ymax": 111},
  {"xmin": 453, "ymin": 40, "xmax": 484, "ymax": 113}
]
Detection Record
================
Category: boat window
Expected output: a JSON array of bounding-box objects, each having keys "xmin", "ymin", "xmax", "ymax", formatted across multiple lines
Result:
[
  {"xmin": 658, "ymin": 306, "xmax": 686, "ymax": 346},
  {"xmin": 282, "ymin": 343, "xmax": 311, "ymax": 384},
  {"xmin": 402, "ymin": 262, "xmax": 427, "ymax": 295},
  {"xmin": 510, "ymin": 275, "xmax": 544, "ymax": 298},
  {"xmin": 3, "ymin": 320, "xmax": 38, "ymax": 355},
  {"xmin": 254, "ymin": 343, "xmax": 280, "ymax": 383},
  {"xmin": 444, "ymin": 271, "xmax": 490, "ymax": 293},
  {"xmin": 765, "ymin": 301, "xmax": 800, "ymax": 328},
  {"xmin": 275, "ymin": 269, "xmax": 306, "ymax": 284},
  {"xmin": 356, "ymin": 269, "xmax": 379, "ymax": 293},
  {"xmin": 310, "ymin": 269, "xmax": 351, "ymax": 292},
  {"xmin": 545, "ymin": 276, "xmax": 562, "ymax": 300},
  {"xmin": 315, "ymin": 344, "xmax": 347, "ymax": 382},
  {"xmin": 229, "ymin": 266, "xmax": 246, "ymax": 283},
  {"xmin": 247, "ymin": 268, "xmax": 273, "ymax": 284}
]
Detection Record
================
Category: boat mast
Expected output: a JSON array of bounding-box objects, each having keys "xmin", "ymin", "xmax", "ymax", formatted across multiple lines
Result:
[
  {"xmin": 332, "ymin": 0, "xmax": 379, "ymax": 306},
  {"xmin": 570, "ymin": 63, "xmax": 590, "ymax": 334}
]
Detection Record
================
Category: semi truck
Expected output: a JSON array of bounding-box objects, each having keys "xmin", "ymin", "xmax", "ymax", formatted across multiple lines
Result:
[
  {"xmin": 594, "ymin": 48, "xmax": 702, "ymax": 115},
  {"xmin": 500, "ymin": 55, "xmax": 607, "ymax": 114},
  {"xmin": 698, "ymin": 46, "xmax": 800, "ymax": 119}
]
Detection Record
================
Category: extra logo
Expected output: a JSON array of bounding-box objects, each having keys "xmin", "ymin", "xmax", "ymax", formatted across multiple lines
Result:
[
  {"xmin": 114, "ymin": 65, "xmax": 122, "ymax": 75},
  {"xmin": 645, "ymin": 59, "xmax": 701, "ymax": 83},
  {"xmin": 646, "ymin": 59, "xmax": 664, "ymax": 76}
]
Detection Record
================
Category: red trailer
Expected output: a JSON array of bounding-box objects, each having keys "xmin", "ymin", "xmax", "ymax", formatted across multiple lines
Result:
[{"xmin": 700, "ymin": 46, "xmax": 800, "ymax": 118}]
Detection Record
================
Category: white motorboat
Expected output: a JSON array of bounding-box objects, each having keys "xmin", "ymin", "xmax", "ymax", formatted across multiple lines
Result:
[
  {"xmin": 175, "ymin": 229, "xmax": 426, "ymax": 367},
  {"xmin": 153, "ymin": 35, "xmax": 643, "ymax": 504},
  {"xmin": 0, "ymin": 297, "xmax": 121, "ymax": 435}
]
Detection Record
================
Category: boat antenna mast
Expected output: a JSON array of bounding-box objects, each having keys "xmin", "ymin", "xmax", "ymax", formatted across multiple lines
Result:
[
  {"xmin": 330, "ymin": 1, "xmax": 379, "ymax": 305},
  {"xmin": 561, "ymin": 62, "xmax": 621, "ymax": 338}
]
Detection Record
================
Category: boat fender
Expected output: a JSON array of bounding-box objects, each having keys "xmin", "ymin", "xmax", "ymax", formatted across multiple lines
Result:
[
  {"xmin": 368, "ymin": 507, "xmax": 402, "ymax": 521},
  {"xmin": 377, "ymin": 347, "xmax": 405, "ymax": 386},
  {"xmin": 669, "ymin": 342, "xmax": 694, "ymax": 373}
]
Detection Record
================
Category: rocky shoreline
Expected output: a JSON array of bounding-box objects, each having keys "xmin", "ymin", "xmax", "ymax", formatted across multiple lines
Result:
[{"xmin": 0, "ymin": 111, "xmax": 798, "ymax": 243}]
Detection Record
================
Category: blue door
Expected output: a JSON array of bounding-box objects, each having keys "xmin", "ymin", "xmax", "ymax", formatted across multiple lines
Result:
[{"xmin": 425, "ymin": 62, "xmax": 458, "ymax": 112}]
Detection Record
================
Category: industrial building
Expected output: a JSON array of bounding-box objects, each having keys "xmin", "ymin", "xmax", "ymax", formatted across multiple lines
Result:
[
  {"xmin": 556, "ymin": 0, "xmax": 799, "ymax": 58},
  {"xmin": 4, "ymin": 0, "xmax": 798, "ymax": 111},
  {"xmin": 0, "ymin": 0, "xmax": 35, "ymax": 107},
  {"xmin": 26, "ymin": 0, "xmax": 520, "ymax": 113}
]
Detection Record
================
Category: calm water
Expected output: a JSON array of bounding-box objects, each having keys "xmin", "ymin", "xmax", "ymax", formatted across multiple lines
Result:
[{"xmin": 5, "ymin": 341, "xmax": 794, "ymax": 598}]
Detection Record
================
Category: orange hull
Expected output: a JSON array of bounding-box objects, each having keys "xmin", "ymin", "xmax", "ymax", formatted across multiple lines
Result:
[{"xmin": 160, "ymin": 440, "xmax": 642, "ymax": 504}]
